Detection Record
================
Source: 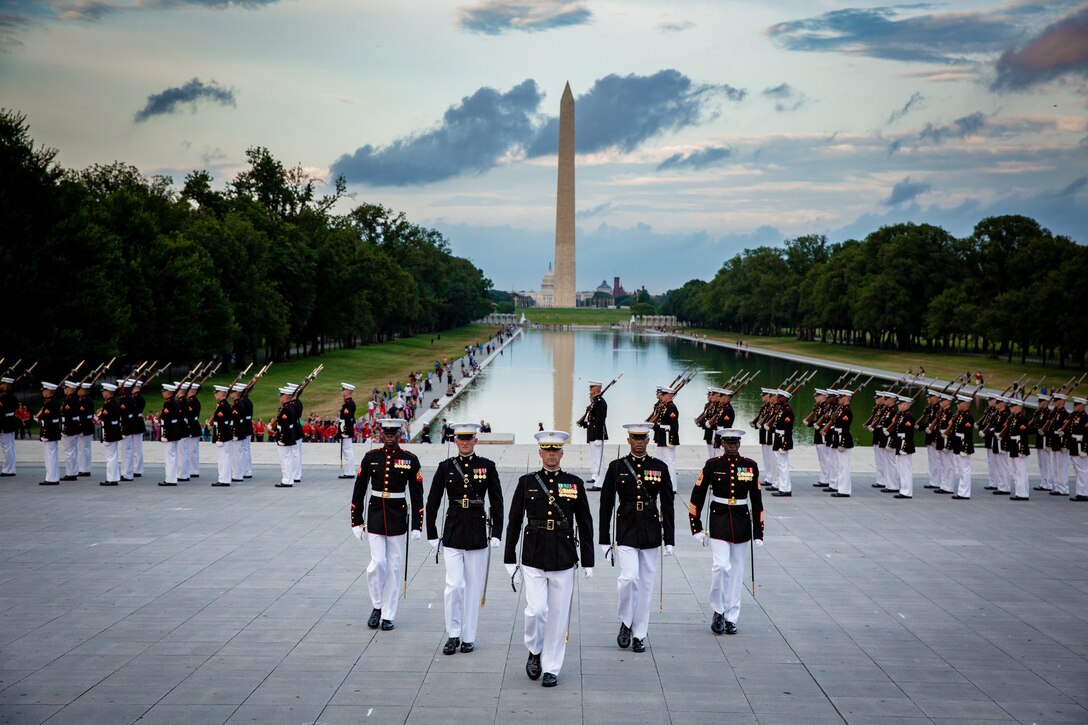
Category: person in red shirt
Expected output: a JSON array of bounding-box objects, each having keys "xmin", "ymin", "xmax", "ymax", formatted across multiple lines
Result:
[{"xmin": 254, "ymin": 419, "xmax": 266, "ymax": 442}]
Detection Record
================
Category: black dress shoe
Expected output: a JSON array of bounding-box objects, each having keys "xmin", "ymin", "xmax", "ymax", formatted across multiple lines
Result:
[
  {"xmin": 984, "ymin": 485, "xmax": 997, "ymax": 490},
  {"xmin": 0, "ymin": 472, "xmax": 14, "ymax": 477},
  {"xmin": 934, "ymin": 489, "xmax": 952, "ymax": 494},
  {"xmin": 39, "ymin": 480, "xmax": 59, "ymax": 485},
  {"xmin": 211, "ymin": 482, "xmax": 230, "ymax": 487},
  {"xmin": 893, "ymin": 494, "xmax": 912, "ymax": 499},
  {"xmin": 814, "ymin": 481, "xmax": 829, "ymax": 487},
  {"xmin": 1049, "ymin": 491, "xmax": 1065, "ymax": 496},
  {"xmin": 190, "ymin": 474, "xmax": 200, "ymax": 479},
  {"xmin": 61, "ymin": 475, "xmax": 77, "ymax": 481},
  {"xmin": 951, "ymin": 495, "xmax": 970, "ymax": 499},
  {"xmin": 337, "ymin": 475, "xmax": 354, "ymax": 479},
  {"xmin": 294, "ymin": 479, "xmax": 301, "ymax": 483},
  {"xmin": 1071, "ymin": 495, "xmax": 1088, "ymax": 502},
  {"xmin": 158, "ymin": 481, "xmax": 176, "ymax": 486},
  {"xmin": 923, "ymin": 484, "xmax": 937, "ymax": 489},
  {"xmin": 78, "ymin": 472, "xmax": 91, "ymax": 477},
  {"xmin": 367, "ymin": 608, "xmax": 382, "ymax": 629},
  {"xmin": 724, "ymin": 621, "xmax": 738, "ymax": 635},
  {"xmin": 232, "ymin": 478, "xmax": 243, "ymax": 482},
  {"xmin": 541, "ymin": 672, "xmax": 558, "ymax": 688},
  {"xmin": 617, "ymin": 623, "xmax": 631, "ymax": 649},
  {"xmin": 710, "ymin": 612, "xmax": 726, "ymax": 635},
  {"xmin": 121, "ymin": 477, "xmax": 133, "ymax": 482},
  {"xmin": 992, "ymin": 490, "xmax": 1010, "ymax": 495},
  {"xmin": 443, "ymin": 636, "xmax": 460, "ymax": 655},
  {"xmin": 275, "ymin": 483, "xmax": 293, "ymax": 488},
  {"xmin": 99, "ymin": 481, "xmax": 118, "ymax": 486},
  {"xmin": 1009, "ymin": 495, "xmax": 1029, "ymax": 501},
  {"xmin": 380, "ymin": 619, "xmax": 394, "ymax": 631},
  {"xmin": 631, "ymin": 638, "xmax": 646, "ymax": 653},
  {"xmin": 133, "ymin": 473, "xmax": 142, "ymax": 478},
  {"xmin": 459, "ymin": 641, "xmax": 474, "ymax": 653},
  {"xmin": 763, "ymin": 483, "xmax": 776, "ymax": 489},
  {"xmin": 771, "ymin": 491, "xmax": 791, "ymax": 497},
  {"xmin": 243, "ymin": 475, "xmax": 252, "ymax": 479},
  {"xmin": 1033, "ymin": 486, "xmax": 1046, "ymax": 491},
  {"xmin": 871, "ymin": 483, "xmax": 884, "ymax": 488},
  {"xmin": 178, "ymin": 477, "xmax": 190, "ymax": 482},
  {"xmin": 526, "ymin": 652, "xmax": 542, "ymax": 680},
  {"xmin": 831, "ymin": 492, "xmax": 850, "ymax": 497}
]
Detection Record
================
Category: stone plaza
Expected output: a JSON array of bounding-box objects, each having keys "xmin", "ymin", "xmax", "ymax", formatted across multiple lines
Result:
[{"xmin": 1, "ymin": 446, "xmax": 1086, "ymax": 724}]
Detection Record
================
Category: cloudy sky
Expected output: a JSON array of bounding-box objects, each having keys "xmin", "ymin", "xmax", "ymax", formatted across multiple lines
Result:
[{"xmin": 4, "ymin": 0, "xmax": 1087, "ymax": 292}]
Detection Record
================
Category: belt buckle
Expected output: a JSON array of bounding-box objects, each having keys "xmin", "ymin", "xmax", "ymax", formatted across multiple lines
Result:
[
  {"xmin": 546, "ymin": 520, "xmax": 555, "ymax": 531},
  {"xmin": 461, "ymin": 497, "xmax": 470, "ymax": 509},
  {"xmin": 636, "ymin": 501, "xmax": 644, "ymax": 511},
  {"xmin": 381, "ymin": 491, "xmax": 391, "ymax": 499},
  {"xmin": 728, "ymin": 498, "xmax": 736, "ymax": 505}
]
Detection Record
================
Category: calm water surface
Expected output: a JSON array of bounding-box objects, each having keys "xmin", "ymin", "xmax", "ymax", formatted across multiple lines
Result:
[{"xmin": 441, "ymin": 329, "xmax": 911, "ymax": 446}]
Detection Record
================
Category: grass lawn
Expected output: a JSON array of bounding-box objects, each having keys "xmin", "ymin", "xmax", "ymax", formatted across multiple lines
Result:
[
  {"xmin": 685, "ymin": 329, "xmax": 1083, "ymax": 392},
  {"xmin": 520, "ymin": 308, "xmax": 632, "ymax": 325},
  {"xmin": 200, "ymin": 324, "xmax": 500, "ymax": 422}
]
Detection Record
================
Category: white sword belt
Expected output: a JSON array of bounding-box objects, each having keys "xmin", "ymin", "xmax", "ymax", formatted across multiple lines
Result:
[
  {"xmin": 711, "ymin": 495, "xmax": 749, "ymax": 506},
  {"xmin": 371, "ymin": 491, "xmax": 407, "ymax": 500}
]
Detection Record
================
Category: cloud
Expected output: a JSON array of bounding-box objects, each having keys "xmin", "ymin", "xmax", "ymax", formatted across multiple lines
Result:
[
  {"xmin": 885, "ymin": 176, "xmax": 931, "ymax": 205},
  {"xmin": 761, "ymin": 82, "xmax": 807, "ymax": 112},
  {"xmin": 656, "ymin": 146, "xmax": 732, "ymax": 171},
  {"xmin": 576, "ymin": 202, "xmax": 611, "ymax": 220},
  {"xmin": 333, "ymin": 71, "xmax": 742, "ymax": 185},
  {"xmin": 887, "ymin": 91, "xmax": 925, "ymax": 124},
  {"xmin": 991, "ymin": 6, "xmax": 1088, "ymax": 91},
  {"xmin": 1055, "ymin": 175, "xmax": 1087, "ymax": 197},
  {"xmin": 766, "ymin": 5, "xmax": 1018, "ymax": 64},
  {"xmin": 457, "ymin": 0, "xmax": 591, "ymax": 35},
  {"xmin": 889, "ymin": 111, "xmax": 986, "ymax": 153},
  {"xmin": 527, "ymin": 70, "xmax": 745, "ymax": 157},
  {"xmin": 658, "ymin": 20, "xmax": 694, "ymax": 33},
  {"xmin": 133, "ymin": 78, "xmax": 236, "ymax": 123},
  {"xmin": 331, "ymin": 79, "xmax": 544, "ymax": 186}
]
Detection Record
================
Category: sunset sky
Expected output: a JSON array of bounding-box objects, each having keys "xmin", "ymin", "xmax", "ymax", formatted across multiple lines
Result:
[{"xmin": 4, "ymin": 0, "xmax": 1086, "ymax": 292}]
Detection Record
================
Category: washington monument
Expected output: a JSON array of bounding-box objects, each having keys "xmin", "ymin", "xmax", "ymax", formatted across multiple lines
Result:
[{"xmin": 553, "ymin": 82, "xmax": 576, "ymax": 308}]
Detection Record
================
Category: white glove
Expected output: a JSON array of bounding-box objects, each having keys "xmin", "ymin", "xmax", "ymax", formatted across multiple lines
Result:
[
  {"xmin": 351, "ymin": 525, "xmax": 364, "ymax": 541},
  {"xmin": 215, "ymin": 441, "xmax": 224, "ymax": 448},
  {"xmin": 489, "ymin": 537, "xmax": 500, "ymax": 549},
  {"xmin": 428, "ymin": 539, "xmax": 439, "ymax": 551},
  {"xmin": 665, "ymin": 544, "xmax": 674, "ymax": 556},
  {"xmin": 693, "ymin": 531, "xmax": 709, "ymax": 546},
  {"xmin": 754, "ymin": 539, "xmax": 764, "ymax": 549},
  {"xmin": 411, "ymin": 530, "xmax": 421, "ymax": 541},
  {"xmin": 583, "ymin": 567, "xmax": 594, "ymax": 578},
  {"xmin": 600, "ymin": 543, "xmax": 611, "ymax": 556}
]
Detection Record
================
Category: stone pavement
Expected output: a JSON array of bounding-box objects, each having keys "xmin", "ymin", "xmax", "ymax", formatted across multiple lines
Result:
[{"xmin": 1, "ymin": 459, "xmax": 1086, "ymax": 725}]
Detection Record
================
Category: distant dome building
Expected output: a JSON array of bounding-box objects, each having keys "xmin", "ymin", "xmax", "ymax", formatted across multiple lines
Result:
[{"xmin": 538, "ymin": 262, "xmax": 556, "ymax": 308}]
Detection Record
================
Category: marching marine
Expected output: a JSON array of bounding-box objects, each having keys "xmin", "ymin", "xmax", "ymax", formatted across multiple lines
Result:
[
  {"xmin": 650, "ymin": 385, "xmax": 679, "ymax": 491},
  {"xmin": 770, "ymin": 389, "xmax": 794, "ymax": 497},
  {"xmin": 1002, "ymin": 397, "xmax": 1031, "ymax": 500},
  {"xmin": 272, "ymin": 386, "xmax": 299, "ymax": 488},
  {"xmin": 689, "ymin": 428, "xmax": 764, "ymax": 635},
  {"xmin": 211, "ymin": 385, "xmax": 234, "ymax": 487},
  {"xmin": 425, "ymin": 422, "xmax": 502, "ymax": 655},
  {"xmin": 337, "ymin": 383, "xmax": 357, "ymax": 480},
  {"xmin": 351, "ymin": 419, "xmax": 424, "ymax": 632},
  {"xmin": 948, "ymin": 393, "xmax": 976, "ymax": 499},
  {"xmin": 157, "ymin": 383, "xmax": 184, "ymax": 486},
  {"xmin": 37, "ymin": 381, "xmax": 62, "ymax": 485},
  {"xmin": 1067, "ymin": 396, "xmax": 1087, "ymax": 501},
  {"xmin": 580, "ymin": 380, "xmax": 608, "ymax": 491},
  {"xmin": 0, "ymin": 376, "xmax": 17, "ymax": 476},
  {"xmin": 886, "ymin": 394, "xmax": 916, "ymax": 498},
  {"xmin": 97, "ymin": 382, "xmax": 122, "ymax": 485},
  {"xmin": 598, "ymin": 423, "xmax": 674, "ymax": 653},
  {"xmin": 504, "ymin": 431, "xmax": 594, "ymax": 688}
]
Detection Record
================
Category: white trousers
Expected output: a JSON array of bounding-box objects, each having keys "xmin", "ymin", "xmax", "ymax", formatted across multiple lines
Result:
[
  {"xmin": 341, "ymin": 437, "xmax": 355, "ymax": 477},
  {"xmin": 937, "ymin": 450, "xmax": 954, "ymax": 492},
  {"xmin": 1037, "ymin": 448, "xmax": 1052, "ymax": 489},
  {"xmin": 132, "ymin": 433, "xmax": 143, "ymax": 475},
  {"xmin": 956, "ymin": 454, "xmax": 972, "ymax": 498},
  {"xmin": 706, "ymin": 443, "xmax": 721, "ymax": 460},
  {"xmin": 230, "ymin": 439, "xmax": 244, "ymax": 480},
  {"xmin": 995, "ymin": 453, "xmax": 1010, "ymax": 493},
  {"xmin": 709, "ymin": 539, "xmax": 748, "ymax": 623},
  {"xmin": 824, "ymin": 445, "xmax": 839, "ymax": 491},
  {"xmin": 277, "ymin": 443, "xmax": 294, "ymax": 484},
  {"xmin": 103, "ymin": 440, "xmax": 119, "ymax": 483},
  {"xmin": 774, "ymin": 450, "xmax": 791, "ymax": 493},
  {"xmin": 187, "ymin": 437, "xmax": 200, "ymax": 478},
  {"xmin": 873, "ymin": 445, "xmax": 885, "ymax": 487},
  {"xmin": 522, "ymin": 565, "xmax": 574, "ymax": 676},
  {"xmin": 588, "ymin": 440, "xmax": 605, "ymax": 482},
  {"xmin": 367, "ymin": 533, "xmax": 405, "ymax": 620},
  {"xmin": 79, "ymin": 434, "xmax": 92, "ymax": 474},
  {"xmin": 1010, "ymin": 456, "xmax": 1029, "ymax": 498},
  {"xmin": 442, "ymin": 546, "xmax": 488, "ymax": 641},
  {"xmin": 761, "ymin": 443, "xmax": 775, "ymax": 485},
  {"xmin": 216, "ymin": 441, "xmax": 232, "ymax": 484},
  {"xmin": 1072, "ymin": 455, "xmax": 1088, "ymax": 497},
  {"xmin": 985, "ymin": 449, "xmax": 998, "ymax": 488},
  {"xmin": 835, "ymin": 447, "xmax": 852, "ymax": 495},
  {"xmin": 62, "ymin": 434, "xmax": 79, "ymax": 477},
  {"xmin": 121, "ymin": 434, "xmax": 136, "ymax": 479},
  {"xmin": 926, "ymin": 445, "xmax": 940, "ymax": 489},
  {"xmin": 616, "ymin": 546, "xmax": 658, "ymax": 639},
  {"xmin": 42, "ymin": 439, "xmax": 59, "ymax": 482},
  {"xmin": 656, "ymin": 445, "xmax": 677, "ymax": 491},
  {"xmin": 294, "ymin": 440, "xmax": 302, "ymax": 481},
  {"xmin": 0, "ymin": 431, "xmax": 14, "ymax": 474},
  {"xmin": 1053, "ymin": 451, "xmax": 1070, "ymax": 494},
  {"xmin": 896, "ymin": 452, "xmax": 913, "ymax": 496},
  {"xmin": 162, "ymin": 440, "xmax": 178, "ymax": 483},
  {"xmin": 816, "ymin": 444, "xmax": 830, "ymax": 484},
  {"xmin": 242, "ymin": 437, "xmax": 252, "ymax": 476}
]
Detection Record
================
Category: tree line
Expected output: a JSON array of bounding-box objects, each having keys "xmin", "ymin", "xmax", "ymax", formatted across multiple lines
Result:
[
  {"xmin": 1, "ymin": 110, "xmax": 494, "ymax": 378},
  {"xmin": 661, "ymin": 217, "xmax": 1088, "ymax": 368}
]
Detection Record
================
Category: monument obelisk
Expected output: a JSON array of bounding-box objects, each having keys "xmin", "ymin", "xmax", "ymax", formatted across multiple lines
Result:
[{"xmin": 553, "ymin": 82, "xmax": 576, "ymax": 308}]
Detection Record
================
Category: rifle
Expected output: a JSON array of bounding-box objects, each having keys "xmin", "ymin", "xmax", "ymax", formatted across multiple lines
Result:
[
  {"xmin": 724, "ymin": 369, "xmax": 746, "ymax": 387},
  {"xmin": 779, "ymin": 369, "xmax": 800, "ymax": 389},
  {"xmin": 292, "ymin": 364, "xmax": 325, "ymax": 399},
  {"xmin": 577, "ymin": 372, "xmax": 624, "ymax": 427},
  {"xmin": 785, "ymin": 369, "xmax": 817, "ymax": 395},
  {"xmin": 12, "ymin": 361, "xmax": 38, "ymax": 385},
  {"xmin": 669, "ymin": 366, "xmax": 694, "ymax": 389},
  {"xmin": 175, "ymin": 361, "xmax": 205, "ymax": 393},
  {"xmin": 194, "ymin": 362, "xmax": 223, "ymax": 389},
  {"xmin": 225, "ymin": 362, "xmax": 254, "ymax": 392},
  {"xmin": 139, "ymin": 361, "xmax": 171, "ymax": 388},
  {"xmin": 60, "ymin": 360, "xmax": 86, "ymax": 385},
  {"xmin": 89, "ymin": 357, "xmax": 116, "ymax": 386},
  {"xmin": 242, "ymin": 362, "xmax": 273, "ymax": 396},
  {"xmin": 133, "ymin": 360, "xmax": 158, "ymax": 385},
  {"xmin": 731, "ymin": 370, "xmax": 759, "ymax": 395},
  {"xmin": 1, "ymin": 358, "xmax": 21, "ymax": 378}
]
